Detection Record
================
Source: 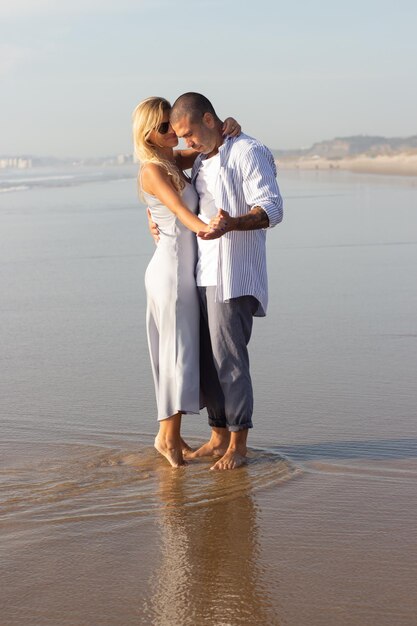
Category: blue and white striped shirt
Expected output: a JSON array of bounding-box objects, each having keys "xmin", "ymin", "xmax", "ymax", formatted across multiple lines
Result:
[{"xmin": 191, "ymin": 132, "xmax": 283, "ymax": 316}]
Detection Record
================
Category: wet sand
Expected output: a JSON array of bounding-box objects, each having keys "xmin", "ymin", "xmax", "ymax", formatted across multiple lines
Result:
[
  {"xmin": 1, "ymin": 168, "xmax": 417, "ymax": 625},
  {"xmin": 1, "ymin": 436, "xmax": 417, "ymax": 625}
]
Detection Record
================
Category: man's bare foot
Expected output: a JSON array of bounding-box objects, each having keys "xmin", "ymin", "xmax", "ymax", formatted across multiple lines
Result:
[
  {"xmin": 184, "ymin": 428, "xmax": 230, "ymax": 459},
  {"xmin": 154, "ymin": 436, "xmax": 187, "ymax": 468},
  {"xmin": 210, "ymin": 449, "xmax": 247, "ymax": 471},
  {"xmin": 185, "ymin": 441, "xmax": 228, "ymax": 459},
  {"xmin": 185, "ymin": 437, "xmax": 230, "ymax": 459}
]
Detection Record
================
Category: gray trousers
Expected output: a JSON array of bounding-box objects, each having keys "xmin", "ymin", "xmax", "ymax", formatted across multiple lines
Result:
[{"xmin": 198, "ymin": 286, "xmax": 258, "ymax": 432}]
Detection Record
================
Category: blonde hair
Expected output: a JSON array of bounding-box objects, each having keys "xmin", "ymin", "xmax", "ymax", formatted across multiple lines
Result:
[{"xmin": 132, "ymin": 96, "xmax": 185, "ymax": 194}]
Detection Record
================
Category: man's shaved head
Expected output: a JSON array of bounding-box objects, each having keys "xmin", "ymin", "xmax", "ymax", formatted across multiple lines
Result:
[{"xmin": 171, "ymin": 92, "xmax": 219, "ymax": 125}]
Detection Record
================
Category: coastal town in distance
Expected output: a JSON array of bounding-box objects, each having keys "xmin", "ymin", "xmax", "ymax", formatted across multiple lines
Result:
[
  {"xmin": 2, "ymin": 134, "xmax": 417, "ymax": 176},
  {"xmin": 0, "ymin": 153, "xmax": 134, "ymax": 170}
]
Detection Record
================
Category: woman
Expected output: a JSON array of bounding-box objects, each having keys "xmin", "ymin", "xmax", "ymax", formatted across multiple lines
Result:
[{"xmin": 132, "ymin": 96, "xmax": 240, "ymax": 468}]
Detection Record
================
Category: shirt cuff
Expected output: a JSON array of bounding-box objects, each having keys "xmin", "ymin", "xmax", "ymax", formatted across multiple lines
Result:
[{"xmin": 252, "ymin": 198, "xmax": 283, "ymax": 228}]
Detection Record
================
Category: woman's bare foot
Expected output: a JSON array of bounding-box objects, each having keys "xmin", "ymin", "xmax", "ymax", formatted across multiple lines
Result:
[
  {"xmin": 210, "ymin": 449, "xmax": 247, "ymax": 470},
  {"xmin": 180, "ymin": 438, "xmax": 193, "ymax": 455},
  {"xmin": 154, "ymin": 436, "xmax": 187, "ymax": 468}
]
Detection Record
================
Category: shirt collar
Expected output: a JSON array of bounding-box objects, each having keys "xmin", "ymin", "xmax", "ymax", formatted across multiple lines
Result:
[{"xmin": 218, "ymin": 135, "xmax": 234, "ymax": 165}]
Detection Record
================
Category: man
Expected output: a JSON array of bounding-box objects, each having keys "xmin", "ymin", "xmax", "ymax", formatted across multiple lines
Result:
[{"xmin": 153, "ymin": 92, "xmax": 283, "ymax": 470}]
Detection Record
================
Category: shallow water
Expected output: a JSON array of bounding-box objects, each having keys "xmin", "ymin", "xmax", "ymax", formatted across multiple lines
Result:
[
  {"xmin": 1, "ymin": 167, "xmax": 417, "ymax": 625},
  {"xmin": 0, "ymin": 435, "xmax": 298, "ymax": 526}
]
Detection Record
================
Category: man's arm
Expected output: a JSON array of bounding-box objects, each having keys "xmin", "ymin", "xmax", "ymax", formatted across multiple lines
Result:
[
  {"xmin": 198, "ymin": 144, "xmax": 283, "ymax": 240},
  {"xmin": 241, "ymin": 144, "xmax": 283, "ymax": 228},
  {"xmin": 226, "ymin": 206, "xmax": 270, "ymax": 230},
  {"xmin": 199, "ymin": 144, "xmax": 282, "ymax": 240},
  {"xmin": 198, "ymin": 206, "xmax": 268, "ymax": 240},
  {"xmin": 147, "ymin": 207, "xmax": 160, "ymax": 244}
]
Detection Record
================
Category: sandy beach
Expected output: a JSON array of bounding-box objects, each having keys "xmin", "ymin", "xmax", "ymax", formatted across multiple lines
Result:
[
  {"xmin": 278, "ymin": 152, "xmax": 417, "ymax": 177},
  {"xmin": 1, "ymin": 167, "xmax": 417, "ymax": 625}
]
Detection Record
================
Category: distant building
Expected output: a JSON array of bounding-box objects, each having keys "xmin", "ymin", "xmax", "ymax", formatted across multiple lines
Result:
[
  {"xmin": 0, "ymin": 157, "xmax": 33, "ymax": 169},
  {"xmin": 116, "ymin": 154, "xmax": 133, "ymax": 165},
  {"xmin": 0, "ymin": 153, "xmax": 134, "ymax": 169}
]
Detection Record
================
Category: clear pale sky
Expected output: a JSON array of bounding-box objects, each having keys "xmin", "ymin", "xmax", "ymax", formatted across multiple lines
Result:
[{"xmin": 1, "ymin": 0, "xmax": 416, "ymax": 157}]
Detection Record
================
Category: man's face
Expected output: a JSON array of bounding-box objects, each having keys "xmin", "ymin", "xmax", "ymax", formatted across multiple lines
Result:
[{"xmin": 171, "ymin": 113, "xmax": 217, "ymax": 154}]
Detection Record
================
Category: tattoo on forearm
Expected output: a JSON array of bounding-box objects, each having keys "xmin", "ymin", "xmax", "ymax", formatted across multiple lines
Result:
[{"xmin": 234, "ymin": 207, "xmax": 269, "ymax": 230}]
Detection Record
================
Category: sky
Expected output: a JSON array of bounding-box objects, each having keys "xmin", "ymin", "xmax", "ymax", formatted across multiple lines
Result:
[{"xmin": 1, "ymin": 0, "xmax": 416, "ymax": 157}]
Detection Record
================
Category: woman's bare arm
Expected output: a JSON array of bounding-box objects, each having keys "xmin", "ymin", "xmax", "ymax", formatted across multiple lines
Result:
[
  {"xmin": 141, "ymin": 164, "xmax": 209, "ymax": 235},
  {"xmin": 174, "ymin": 149, "xmax": 199, "ymax": 172}
]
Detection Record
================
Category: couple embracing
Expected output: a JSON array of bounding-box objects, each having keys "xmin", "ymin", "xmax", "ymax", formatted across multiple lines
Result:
[{"xmin": 132, "ymin": 92, "xmax": 283, "ymax": 470}]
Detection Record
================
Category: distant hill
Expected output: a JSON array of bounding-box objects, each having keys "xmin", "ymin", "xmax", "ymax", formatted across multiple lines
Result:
[{"xmin": 273, "ymin": 135, "xmax": 417, "ymax": 159}]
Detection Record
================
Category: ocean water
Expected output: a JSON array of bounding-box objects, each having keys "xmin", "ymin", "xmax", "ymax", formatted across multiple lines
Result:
[{"xmin": 1, "ymin": 165, "xmax": 417, "ymax": 625}]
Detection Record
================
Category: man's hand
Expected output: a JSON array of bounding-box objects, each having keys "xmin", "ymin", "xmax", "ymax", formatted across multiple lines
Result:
[
  {"xmin": 147, "ymin": 207, "xmax": 160, "ymax": 244},
  {"xmin": 197, "ymin": 206, "xmax": 270, "ymax": 239},
  {"xmin": 197, "ymin": 209, "xmax": 233, "ymax": 240}
]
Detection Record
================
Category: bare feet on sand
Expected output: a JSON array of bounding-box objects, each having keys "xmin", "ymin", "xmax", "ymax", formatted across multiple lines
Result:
[
  {"xmin": 210, "ymin": 449, "xmax": 247, "ymax": 471},
  {"xmin": 154, "ymin": 436, "xmax": 187, "ymax": 468},
  {"xmin": 183, "ymin": 428, "xmax": 230, "ymax": 460}
]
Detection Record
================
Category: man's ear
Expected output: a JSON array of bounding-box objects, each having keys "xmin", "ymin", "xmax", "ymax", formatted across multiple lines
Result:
[{"xmin": 203, "ymin": 112, "xmax": 215, "ymax": 128}]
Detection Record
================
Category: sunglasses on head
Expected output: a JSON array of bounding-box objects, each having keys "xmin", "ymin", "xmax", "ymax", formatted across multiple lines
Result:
[{"xmin": 157, "ymin": 121, "xmax": 170, "ymax": 135}]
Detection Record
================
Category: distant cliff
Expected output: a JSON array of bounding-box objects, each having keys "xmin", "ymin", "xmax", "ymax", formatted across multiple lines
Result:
[{"xmin": 274, "ymin": 135, "xmax": 417, "ymax": 160}]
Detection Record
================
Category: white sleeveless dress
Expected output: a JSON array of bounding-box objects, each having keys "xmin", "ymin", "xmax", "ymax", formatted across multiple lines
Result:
[{"xmin": 144, "ymin": 183, "xmax": 201, "ymax": 420}]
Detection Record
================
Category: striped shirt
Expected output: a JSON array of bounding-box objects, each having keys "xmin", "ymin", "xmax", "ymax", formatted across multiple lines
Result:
[{"xmin": 191, "ymin": 132, "xmax": 283, "ymax": 316}]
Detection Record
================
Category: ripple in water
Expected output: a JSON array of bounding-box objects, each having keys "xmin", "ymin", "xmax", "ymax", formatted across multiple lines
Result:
[{"xmin": 0, "ymin": 441, "xmax": 301, "ymax": 525}]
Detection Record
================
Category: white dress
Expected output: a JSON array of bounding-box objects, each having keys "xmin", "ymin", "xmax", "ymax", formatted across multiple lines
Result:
[{"xmin": 144, "ymin": 183, "xmax": 200, "ymax": 420}]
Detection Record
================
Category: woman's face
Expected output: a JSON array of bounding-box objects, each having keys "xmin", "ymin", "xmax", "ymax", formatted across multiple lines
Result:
[{"xmin": 148, "ymin": 110, "xmax": 178, "ymax": 149}]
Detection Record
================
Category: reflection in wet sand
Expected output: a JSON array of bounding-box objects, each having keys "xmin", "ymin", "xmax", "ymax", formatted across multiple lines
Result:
[
  {"xmin": 0, "ymin": 440, "xmax": 293, "ymax": 625},
  {"xmin": 0, "ymin": 441, "xmax": 297, "ymax": 525},
  {"xmin": 2, "ymin": 169, "xmax": 417, "ymax": 625},
  {"xmin": 145, "ymin": 465, "xmax": 281, "ymax": 626}
]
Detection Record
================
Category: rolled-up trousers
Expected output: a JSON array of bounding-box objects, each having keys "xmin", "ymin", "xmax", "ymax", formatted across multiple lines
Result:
[{"xmin": 198, "ymin": 286, "xmax": 258, "ymax": 432}]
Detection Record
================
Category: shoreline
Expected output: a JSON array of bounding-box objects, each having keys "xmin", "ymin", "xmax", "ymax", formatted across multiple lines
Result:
[{"xmin": 277, "ymin": 153, "xmax": 417, "ymax": 177}]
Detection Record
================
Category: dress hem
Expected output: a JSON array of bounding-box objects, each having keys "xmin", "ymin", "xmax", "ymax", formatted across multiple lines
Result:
[{"xmin": 157, "ymin": 409, "xmax": 200, "ymax": 421}]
